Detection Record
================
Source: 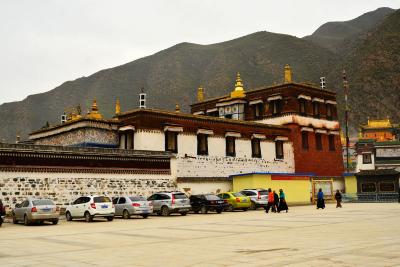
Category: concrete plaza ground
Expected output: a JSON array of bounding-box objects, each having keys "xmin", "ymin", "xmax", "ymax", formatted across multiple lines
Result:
[{"xmin": 0, "ymin": 203, "xmax": 399, "ymax": 267}]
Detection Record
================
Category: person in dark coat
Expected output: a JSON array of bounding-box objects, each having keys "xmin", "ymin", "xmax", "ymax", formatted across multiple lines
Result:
[
  {"xmin": 277, "ymin": 189, "xmax": 289, "ymax": 213},
  {"xmin": 273, "ymin": 190, "xmax": 279, "ymax": 213},
  {"xmin": 0, "ymin": 199, "xmax": 4, "ymax": 226},
  {"xmin": 316, "ymin": 188, "xmax": 325, "ymax": 209},
  {"xmin": 335, "ymin": 190, "xmax": 342, "ymax": 208}
]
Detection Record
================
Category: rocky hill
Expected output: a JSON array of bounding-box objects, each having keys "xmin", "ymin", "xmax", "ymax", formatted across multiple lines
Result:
[{"xmin": 0, "ymin": 7, "xmax": 398, "ymax": 142}]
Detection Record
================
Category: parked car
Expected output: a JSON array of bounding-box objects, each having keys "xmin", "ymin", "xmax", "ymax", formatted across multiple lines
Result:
[
  {"xmin": 113, "ymin": 196, "xmax": 153, "ymax": 219},
  {"xmin": 240, "ymin": 189, "xmax": 269, "ymax": 210},
  {"xmin": 217, "ymin": 192, "xmax": 251, "ymax": 211},
  {"xmin": 12, "ymin": 198, "xmax": 59, "ymax": 225},
  {"xmin": 190, "ymin": 194, "xmax": 227, "ymax": 214},
  {"xmin": 147, "ymin": 191, "xmax": 191, "ymax": 216},
  {"xmin": 65, "ymin": 195, "xmax": 114, "ymax": 222}
]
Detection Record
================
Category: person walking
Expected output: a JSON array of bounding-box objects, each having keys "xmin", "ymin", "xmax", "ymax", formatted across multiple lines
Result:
[
  {"xmin": 335, "ymin": 190, "xmax": 342, "ymax": 208},
  {"xmin": 316, "ymin": 188, "xmax": 325, "ymax": 209},
  {"xmin": 273, "ymin": 190, "xmax": 279, "ymax": 213},
  {"xmin": 265, "ymin": 188, "xmax": 274, "ymax": 213},
  {"xmin": 278, "ymin": 189, "xmax": 289, "ymax": 213},
  {"xmin": 0, "ymin": 199, "xmax": 4, "ymax": 227}
]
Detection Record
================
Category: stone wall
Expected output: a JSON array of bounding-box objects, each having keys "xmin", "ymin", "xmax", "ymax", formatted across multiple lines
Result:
[{"xmin": 0, "ymin": 171, "xmax": 175, "ymax": 207}]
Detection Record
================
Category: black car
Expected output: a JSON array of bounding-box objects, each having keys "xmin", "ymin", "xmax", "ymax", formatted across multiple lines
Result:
[{"xmin": 189, "ymin": 194, "xmax": 227, "ymax": 214}]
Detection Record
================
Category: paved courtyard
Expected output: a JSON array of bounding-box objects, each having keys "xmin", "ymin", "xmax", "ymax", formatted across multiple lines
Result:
[{"xmin": 0, "ymin": 203, "xmax": 399, "ymax": 267}]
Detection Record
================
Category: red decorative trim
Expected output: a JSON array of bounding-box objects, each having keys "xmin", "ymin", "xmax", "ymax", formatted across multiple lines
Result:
[{"xmin": 271, "ymin": 175, "xmax": 310, "ymax": 181}]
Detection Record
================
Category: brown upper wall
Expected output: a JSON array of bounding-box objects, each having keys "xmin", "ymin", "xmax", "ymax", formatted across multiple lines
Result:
[{"xmin": 117, "ymin": 109, "xmax": 291, "ymax": 139}]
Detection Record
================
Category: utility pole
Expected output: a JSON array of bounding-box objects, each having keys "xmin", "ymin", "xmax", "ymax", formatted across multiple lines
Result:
[{"xmin": 343, "ymin": 70, "xmax": 350, "ymax": 172}]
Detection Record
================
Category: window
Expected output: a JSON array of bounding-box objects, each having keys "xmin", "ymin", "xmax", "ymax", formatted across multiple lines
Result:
[
  {"xmin": 271, "ymin": 100, "xmax": 282, "ymax": 115},
  {"xmin": 302, "ymin": 131, "xmax": 309, "ymax": 150},
  {"xmin": 94, "ymin": 196, "xmax": 111, "ymax": 203},
  {"xmin": 226, "ymin": 137, "xmax": 236, "ymax": 157},
  {"xmin": 362, "ymin": 153, "xmax": 372, "ymax": 164},
  {"xmin": 313, "ymin": 102, "xmax": 320, "ymax": 118},
  {"xmin": 119, "ymin": 131, "xmax": 134, "ymax": 149},
  {"xmin": 275, "ymin": 141, "xmax": 284, "ymax": 159},
  {"xmin": 329, "ymin": 135, "xmax": 335, "ymax": 151},
  {"xmin": 197, "ymin": 134, "xmax": 208, "ymax": 156},
  {"xmin": 165, "ymin": 131, "xmax": 178, "ymax": 153},
  {"xmin": 315, "ymin": 133, "xmax": 322, "ymax": 150},
  {"xmin": 253, "ymin": 103, "xmax": 263, "ymax": 119},
  {"xmin": 361, "ymin": 183, "xmax": 376, "ymax": 193},
  {"xmin": 112, "ymin": 198, "xmax": 119, "ymax": 204},
  {"xmin": 251, "ymin": 138, "xmax": 262, "ymax": 158},
  {"xmin": 118, "ymin": 198, "xmax": 126, "ymax": 204},
  {"xmin": 326, "ymin": 104, "xmax": 333, "ymax": 120},
  {"xmin": 379, "ymin": 182, "xmax": 395, "ymax": 192},
  {"xmin": 299, "ymin": 99, "xmax": 307, "ymax": 115}
]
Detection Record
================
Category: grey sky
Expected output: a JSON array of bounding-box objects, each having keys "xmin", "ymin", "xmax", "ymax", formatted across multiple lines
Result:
[{"xmin": 1, "ymin": 0, "xmax": 399, "ymax": 104}]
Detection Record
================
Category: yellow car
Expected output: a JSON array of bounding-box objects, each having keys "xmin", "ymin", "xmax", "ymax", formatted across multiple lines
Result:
[{"xmin": 217, "ymin": 192, "xmax": 251, "ymax": 211}]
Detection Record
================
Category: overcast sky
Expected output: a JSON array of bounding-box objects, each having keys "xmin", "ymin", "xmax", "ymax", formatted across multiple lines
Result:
[{"xmin": 0, "ymin": 0, "xmax": 399, "ymax": 105}]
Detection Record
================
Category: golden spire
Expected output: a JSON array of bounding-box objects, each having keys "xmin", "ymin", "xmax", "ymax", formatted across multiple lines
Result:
[
  {"xmin": 87, "ymin": 98, "xmax": 103, "ymax": 120},
  {"xmin": 284, "ymin": 64, "xmax": 292, "ymax": 83},
  {"xmin": 175, "ymin": 103, "xmax": 180, "ymax": 113},
  {"xmin": 197, "ymin": 86, "xmax": 204, "ymax": 102},
  {"xmin": 230, "ymin": 72, "xmax": 246, "ymax": 98},
  {"xmin": 115, "ymin": 98, "xmax": 121, "ymax": 115}
]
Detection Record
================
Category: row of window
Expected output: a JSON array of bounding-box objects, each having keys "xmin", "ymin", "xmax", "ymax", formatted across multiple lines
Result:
[
  {"xmin": 301, "ymin": 132, "xmax": 336, "ymax": 151},
  {"xmin": 361, "ymin": 182, "xmax": 395, "ymax": 193},
  {"xmin": 120, "ymin": 131, "xmax": 285, "ymax": 159}
]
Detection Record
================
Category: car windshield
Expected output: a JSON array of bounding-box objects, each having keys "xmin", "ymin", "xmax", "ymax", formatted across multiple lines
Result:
[
  {"xmin": 94, "ymin": 196, "xmax": 111, "ymax": 203},
  {"xmin": 173, "ymin": 193, "xmax": 187, "ymax": 199},
  {"xmin": 129, "ymin": 196, "xmax": 146, "ymax": 201},
  {"xmin": 232, "ymin": 192, "xmax": 245, "ymax": 197},
  {"xmin": 259, "ymin": 190, "xmax": 268, "ymax": 195},
  {"xmin": 32, "ymin": 199, "xmax": 54, "ymax": 206},
  {"xmin": 205, "ymin": 195, "xmax": 220, "ymax": 200}
]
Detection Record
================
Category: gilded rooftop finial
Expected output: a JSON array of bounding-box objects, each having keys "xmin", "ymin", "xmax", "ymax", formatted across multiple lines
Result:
[
  {"xmin": 115, "ymin": 98, "xmax": 121, "ymax": 115},
  {"xmin": 175, "ymin": 103, "xmax": 180, "ymax": 113},
  {"xmin": 284, "ymin": 64, "xmax": 292, "ymax": 83},
  {"xmin": 87, "ymin": 98, "xmax": 103, "ymax": 120},
  {"xmin": 197, "ymin": 86, "xmax": 204, "ymax": 102},
  {"xmin": 230, "ymin": 72, "xmax": 246, "ymax": 98}
]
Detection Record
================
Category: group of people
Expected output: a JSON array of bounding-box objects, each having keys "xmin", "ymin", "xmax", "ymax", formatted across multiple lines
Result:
[
  {"xmin": 316, "ymin": 188, "xmax": 343, "ymax": 209},
  {"xmin": 265, "ymin": 188, "xmax": 288, "ymax": 213}
]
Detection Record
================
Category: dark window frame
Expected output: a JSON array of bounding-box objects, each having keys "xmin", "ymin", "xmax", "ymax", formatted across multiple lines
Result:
[
  {"xmin": 275, "ymin": 141, "xmax": 284, "ymax": 159},
  {"xmin": 362, "ymin": 153, "xmax": 372, "ymax": 164},
  {"xmin": 226, "ymin": 137, "xmax": 236, "ymax": 157},
  {"xmin": 165, "ymin": 131, "xmax": 178, "ymax": 153},
  {"xmin": 251, "ymin": 138, "xmax": 262, "ymax": 158},
  {"xmin": 197, "ymin": 134, "xmax": 209, "ymax": 156},
  {"xmin": 315, "ymin": 133, "xmax": 323, "ymax": 151},
  {"xmin": 313, "ymin": 102, "xmax": 320, "ymax": 118},
  {"xmin": 301, "ymin": 131, "xmax": 309, "ymax": 150},
  {"xmin": 328, "ymin": 135, "xmax": 335, "ymax": 151},
  {"xmin": 253, "ymin": 103, "xmax": 264, "ymax": 119},
  {"xmin": 326, "ymin": 104, "xmax": 333, "ymax": 120},
  {"xmin": 299, "ymin": 99, "xmax": 307, "ymax": 115}
]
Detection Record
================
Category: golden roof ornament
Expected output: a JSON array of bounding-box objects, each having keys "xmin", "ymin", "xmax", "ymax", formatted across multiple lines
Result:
[
  {"xmin": 87, "ymin": 98, "xmax": 103, "ymax": 120},
  {"xmin": 175, "ymin": 103, "xmax": 180, "ymax": 113},
  {"xmin": 284, "ymin": 64, "xmax": 292, "ymax": 83},
  {"xmin": 197, "ymin": 86, "xmax": 204, "ymax": 102},
  {"xmin": 115, "ymin": 98, "xmax": 121, "ymax": 115},
  {"xmin": 230, "ymin": 72, "xmax": 246, "ymax": 98}
]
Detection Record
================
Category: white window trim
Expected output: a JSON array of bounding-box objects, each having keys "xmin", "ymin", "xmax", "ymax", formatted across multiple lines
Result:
[
  {"xmin": 206, "ymin": 108, "xmax": 218, "ymax": 113},
  {"xmin": 315, "ymin": 129, "xmax": 328, "ymax": 134},
  {"xmin": 298, "ymin": 94, "xmax": 312, "ymax": 101},
  {"xmin": 325, "ymin": 100, "xmax": 337, "ymax": 105},
  {"xmin": 193, "ymin": 111, "xmax": 204, "ymax": 115},
  {"xmin": 197, "ymin": 129, "xmax": 214, "ymax": 135},
  {"xmin": 225, "ymin": 132, "xmax": 241, "ymax": 138},
  {"xmin": 252, "ymin": 134, "xmax": 266, "ymax": 139},
  {"xmin": 312, "ymin": 97, "xmax": 325, "ymax": 103},
  {"xmin": 328, "ymin": 130, "xmax": 340, "ymax": 135},
  {"xmin": 267, "ymin": 95, "xmax": 282, "ymax": 101},
  {"xmin": 275, "ymin": 136, "xmax": 289, "ymax": 141},
  {"xmin": 119, "ymin": 125, "xmax": 135, "ymax": 131},
  {"xmin": 164, "ymin": 126, "xmax": 183, "ymax": 132},
  {"xmin": 301, "ymin": 127, "xmax": 314, "ymax": 132},
  {"xmin": 249, "ymin": 99, "xmax": 264, "ymax": 105}
]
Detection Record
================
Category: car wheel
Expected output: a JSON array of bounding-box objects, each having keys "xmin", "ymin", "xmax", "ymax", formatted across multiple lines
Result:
[
  {"xmin": 142, "ymin": 214, "xmax": 149, "ymax": 219},
  {"xmin": 180, "ymin": 212, "xmax": 187, "ymax": 216},
  {"xmin": 106, "ymin": 216, "xmax": 114, "ymax": 222},
  {"xmin": 123, "ymin": 210, "xmax": 130, "ymax": 219},
  {"xmin": 12, "ymin": 214, "xmax": 18, "ymax": 224},
  {"xmin": 52, "ymin": 219, "xmax": 59, "ymax": 225},
  {"xmin": 161, "ymin": 206, "xmax": 170, "ymax": 216},
  {"xmin": 193, "ymin": 209, "xmax": 199, "ymax": 214},
  {"xmin": 200, "ymin": 206, "xmax": 208, "ymax": 214},
  {"xmin": 65, "ymin": 211, "xmax": 73, "ymax": 221},
  {"xmin": 242, "ymin": 208, "xmax": 248, "ymax": 211},
  {"xmin": 84, "ymin": 212, "xmax": 93, "ymax": 222},
  {"xmin": 216, "ymin": 209, "xmax": 223, "ymax": 214},
  {"xmin": 24, "ymin": 215, "xmax": 30, "ymax": 226},
  {"xmin": 228, "ymin": 204, "xmax": 235, "ymax": 212},
  {"xmin": 250, "ymin": 201, "xmax": 257, "ymax": 210}
]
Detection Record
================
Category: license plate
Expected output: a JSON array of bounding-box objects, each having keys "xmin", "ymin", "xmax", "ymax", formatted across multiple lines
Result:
[
  {"xmin": 101, "ymin": 205, "xmax": 108, "ymax": 209},
  {"xmin": 142, "ymin": 210, "xmax": 148, "ymax": 213},
  {"xmin": 42, "ymin": 208, "xmax": 51, "ymax": 212}
]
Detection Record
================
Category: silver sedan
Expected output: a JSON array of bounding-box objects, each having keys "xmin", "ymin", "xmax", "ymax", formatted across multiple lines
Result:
[
  {"xmin": 12, "ymin": 198, "xmax": 60, "ymax": 225},
  {"xmin": 113, "ymin": 196, "xmax": 153, "ymax": 219}
]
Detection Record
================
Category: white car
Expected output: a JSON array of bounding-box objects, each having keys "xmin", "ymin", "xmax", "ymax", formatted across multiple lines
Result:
[{"xmin": 65, "ymin": 195, "xmax": 115, "ymax": 222}]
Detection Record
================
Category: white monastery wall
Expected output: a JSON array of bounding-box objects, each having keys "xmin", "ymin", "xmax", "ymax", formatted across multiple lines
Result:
[
  {"xmin": 356, "ymin": 154, "xmax": 375, "ymax": 172},
  {"xmin": 134, "ymin": 130, "xmax": 164, "ymax": 151}
]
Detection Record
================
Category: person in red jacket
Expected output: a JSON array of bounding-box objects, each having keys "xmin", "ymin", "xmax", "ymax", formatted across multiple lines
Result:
[{"xmin": 265, "ymin": 188, "xmax": 274, "ymax": 213}]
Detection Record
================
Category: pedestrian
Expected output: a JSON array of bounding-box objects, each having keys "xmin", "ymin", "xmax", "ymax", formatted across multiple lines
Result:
[
  {"xmin": 278, "ymin": 189, "xmax": 289, "ymax": 213},
  {"xmin": 273, "ymin": 190, "xmax": 279, "ymax": 213},
  {"xmin": 316, "ymin": 188, "xmax": 325, "ymax": 209},
  {"xmin": 265, "ymin": 188, "xmax": 274, "ymax": 213},
  {"xmin": 335, "ymin": 190, "xmax": 342, "ymax": 208},
  {"xmin": 0, "ymin": 199, "xmax": 4, "ymax": 226}
]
